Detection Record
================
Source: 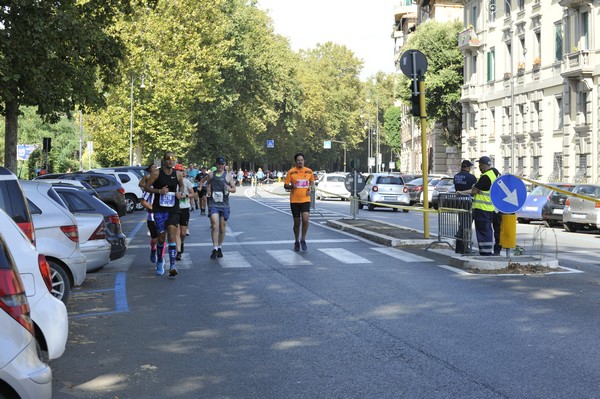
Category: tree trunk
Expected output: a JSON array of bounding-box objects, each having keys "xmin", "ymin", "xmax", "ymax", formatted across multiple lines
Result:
[{"xmin": 4, "ymin": 100, "xmax": 19, "ymax": 173}]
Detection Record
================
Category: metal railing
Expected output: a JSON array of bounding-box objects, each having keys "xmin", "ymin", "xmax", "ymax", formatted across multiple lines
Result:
[{"xmin": 427, "ymin": 193, "xmax": 473, "ymax": 254}]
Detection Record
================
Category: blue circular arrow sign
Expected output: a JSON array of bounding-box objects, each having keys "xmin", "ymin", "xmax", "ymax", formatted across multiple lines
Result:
[{"xmin": 490, "ymin": 175, "xmax": 528, "ymax": 213}]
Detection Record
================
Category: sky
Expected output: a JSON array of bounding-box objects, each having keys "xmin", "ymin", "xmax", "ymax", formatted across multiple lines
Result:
[{"xmin": 256, "ymin": 0, "xmax": 397, "ymax": 80}]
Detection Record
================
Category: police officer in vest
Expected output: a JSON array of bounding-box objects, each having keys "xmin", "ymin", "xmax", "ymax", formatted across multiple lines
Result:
[{"xmin": 471, "ymin": 156, "xmax": 500, "ymax": 256}]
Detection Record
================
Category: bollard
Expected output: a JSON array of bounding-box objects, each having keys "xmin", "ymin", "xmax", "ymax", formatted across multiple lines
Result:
[{"xmin": 499, "ymin": 213, "xmax": 517, "ymax": 249}]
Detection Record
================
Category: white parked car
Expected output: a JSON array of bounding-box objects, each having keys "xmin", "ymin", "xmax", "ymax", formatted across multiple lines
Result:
[
  {"xmin": 358, "ymin": 173, "xmax": 411, "ymax": 212},
  {"xmin": 20, "ymin": 180, "xmax": 87, "ymax": 304},
  {"xmin": 0, "ymin": 231, "xmax": 53, "ymax": 399},
  {"xmin": 315, "ymin": 173, "xmax": 351, "ymax": 200},
  {"xmin": 0, "ymin": 208, "xmax": 68, "ymax": 361},
  {"xmin": 93, "ymin": 169, "xmax": 143, "ymax": 213}
]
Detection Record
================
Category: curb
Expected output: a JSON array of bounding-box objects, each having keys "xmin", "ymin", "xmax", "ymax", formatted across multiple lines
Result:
[{"xmin": 327, "ymin": 219, "xmax": 560, "ymax": 271}]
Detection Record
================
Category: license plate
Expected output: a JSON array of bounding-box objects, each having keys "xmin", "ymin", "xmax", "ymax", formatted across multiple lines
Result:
[
  {"xmin": 552, "ymin": 209, "xmax": 563, "ymax": 215},
  {"xmin": 384, "ymin": 196, "xmax": 397, "ymax": 201},
  {"xmin": 572, "ymin": 214, "xmax": 586, "ymax": 219},
  {"xmin": 524, "ymin": 206, "xmax": 538, "ymax": 211}
]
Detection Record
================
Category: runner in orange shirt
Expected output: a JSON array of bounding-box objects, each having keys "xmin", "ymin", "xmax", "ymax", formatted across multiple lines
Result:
[{"xmin": 283, "ymin": 152, "xmax": 315, "ymax": 252}]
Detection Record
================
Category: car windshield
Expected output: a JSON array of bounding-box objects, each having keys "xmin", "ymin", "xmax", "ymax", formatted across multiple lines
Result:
[
  {"xmin": 376, "ymin": 176, "xmax": 402, "ymax": 185},
  {"xmin": 408, "ymin": 178, "xmax": 423, "ymax": 185},
  {"xmin": 529, "ymin": 185, "xmax": 552, "ymax": 196},
  {"xmin": 437, "ymin": 179, "xmax": 454, "ymax": 187},
  {"xmin": 327, "ymin": 176, "xmax": 345, "ymax": 183}
]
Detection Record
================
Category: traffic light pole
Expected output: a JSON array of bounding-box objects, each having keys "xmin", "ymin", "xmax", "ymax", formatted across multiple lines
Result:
[{"xmin": 418, "ymin": 78, "xmax": 429, "ymax": 239}]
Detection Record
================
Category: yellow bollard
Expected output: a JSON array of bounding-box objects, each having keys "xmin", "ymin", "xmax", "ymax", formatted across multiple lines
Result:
[{"xmin": 499, "ymin": 213, "xmax": 517, "ymax": 249}]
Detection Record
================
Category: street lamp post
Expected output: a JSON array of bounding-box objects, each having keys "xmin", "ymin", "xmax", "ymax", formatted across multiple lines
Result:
[
  {"xmin": 376, "ymin": 96, "xmax": 380, "ymax": 173},
  {"xmin": 130, "ymin": 75, "xmax": 146, "ymax": 166}
]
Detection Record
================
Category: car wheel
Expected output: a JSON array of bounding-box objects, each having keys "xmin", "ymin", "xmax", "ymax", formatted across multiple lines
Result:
[
  {"xmin": 368, "ymin": 197, "xmax": 375, "ymax": 211},
  {"xmin": 125, "ymin": 194, "xmax": 136, "ymax": 213},
  {"xmin": 393, "ymin": 207, "xmax": 398, "ymax": 212},
  {"xmin": 564, "ymin": 222, "xmax": 578, "ymax": 232},
  {"xmin": 48, "ymin": 260, "xmax": 71, "ymax": 305},
  {"xmin": 358, "ymin": 201, "xmax": 364, "ymax": 210},
  {"xmin": 403, "ymin": 209, "xmax": 409, "ymax": 213}
]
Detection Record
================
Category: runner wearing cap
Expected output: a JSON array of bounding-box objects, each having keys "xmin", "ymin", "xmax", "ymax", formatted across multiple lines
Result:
[
  {"xmin": 174, "ymin": 163, "xmax": 195, "ymax": 261},
  {"xmin": 206, "ymin": 156, "xmax": 236, "ymax": 259}
]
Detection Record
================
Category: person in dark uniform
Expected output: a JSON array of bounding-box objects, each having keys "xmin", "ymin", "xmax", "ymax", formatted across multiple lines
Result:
[
  {"xmin": 195, "ymin": 166, "xmax": 209, "ymax": 215},
  {"xmin": 144, "ymin": 152, "xmax": 186, "ymax": 276},
  {"xmin": 471, "ymin": 156, "xmax": 500, "ymax": 256},
  {"xmin": 453, "ymin": 160, "xmax": 477, "ymax": 254}
]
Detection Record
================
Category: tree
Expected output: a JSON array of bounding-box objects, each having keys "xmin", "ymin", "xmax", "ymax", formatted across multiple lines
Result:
[
  {"xmin": 398, "ymin": 20, "xmax": 463, "ymax": 148},
  {"xmin": 384, "ymin": 106, "xmax": 402, "ymax": 164},
  {"xmin": 0, "ymin": 1, "xmax": 136, "ymax": 172}
]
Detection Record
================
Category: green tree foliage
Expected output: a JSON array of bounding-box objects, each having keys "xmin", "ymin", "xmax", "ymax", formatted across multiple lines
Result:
[
  {"xmin": 384, "ymin": 106, "xmax": 402, "ymax": 161},
  {"xmin": 398, "ymin": 20, "xmax": 463, "ymax": 148},
  {"xmin": 0, "ymin": 0, "xmax": 135, "ymax": 172}
]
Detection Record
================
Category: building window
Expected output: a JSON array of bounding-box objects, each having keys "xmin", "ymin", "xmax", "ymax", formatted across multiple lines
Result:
[
  {"xmin": 504, "ymin": 0, "xmax": 511, "ymax": 15},
  {"xmin": 506, "ymin": 42, "xmax": 512, "ymax": 72},
  {"xmin": 533, "ymin": 101, "xmax": 541, "ymax": 132},
  {"xmin": 535, "ymin": 31, "xmax": 541, "ymax": 62},
  {"xmin": 581, "ymin": 12, "xmax": 589, "ymax": 50},
  {"xmin": 555, "ymin": 22, "xmax": 563, "ymax": 61},
  {"xmin": 503, "ymin": 157, "xmax": 510, "ymax": 172},
  {"xmin": 518, "ymin": 0, "xmax": 525, "ymax": 11},
  {"xmin": 472, "ymin": 54, "xmax": 477, "ymax": 81},
  {"xmin": 471, "ymin": 5, "xmax": 478, "ymax": 31},
  {"xmin": 530, "ymin": 156, "xmax": 541, "ymax": 179},
  {"xmin": 489, "ymin": 0, "xmax": 496, "ymax": 22},
  {"xmin": 517, "ymin": 104, "xmax": 524, "ymax": 133},
  {"xmin": 517, "ymin": 156, "xmax": 525, "ymax": 175},
  {"xmin": 487, "ymin": 48, "xmax": 495, "ymax": 81},
  {"xmin": 490, "ymin": 108, "xmax": 496, "ymax": 138},
  {"xmin": 555, "ymin": 96, "xmax": 563, "ymax": 129},
  {"xmin": 503, "ymin": 106, "xmax": 510, "ymax": 133},
  {"xmin": 550, "ymin": 152, "xmax": 563, "ymax": 181},
  {"xmin": 579, "ymin": 91, "xmax": 589, "ymax": 124}
]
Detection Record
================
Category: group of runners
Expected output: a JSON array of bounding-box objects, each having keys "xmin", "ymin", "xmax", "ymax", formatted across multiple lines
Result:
[{"xmin": 138, "ymin": 151, "xmax": 315, "ymax": 278}]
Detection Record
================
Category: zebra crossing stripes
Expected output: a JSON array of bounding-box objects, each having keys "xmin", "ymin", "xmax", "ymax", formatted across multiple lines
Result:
[
  {"xmin": 370, "ymin": 247, "xmax": 434, "ymax": 263},
  {"xmin": 216, "ymin": 251, "xmax": 252, "ymax": 268},
  {"xmin": 266, "ymin": 250, "xmax": 313, "ymax": 266},
  {"xmin": 318, "ymin": 248, "xmax": 372, "ymax": 264}
]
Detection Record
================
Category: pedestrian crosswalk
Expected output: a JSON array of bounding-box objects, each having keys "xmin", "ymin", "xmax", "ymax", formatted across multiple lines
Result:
[{"xmin": 247, "ymin": 196, "xmax": 347, "ymax": 223}]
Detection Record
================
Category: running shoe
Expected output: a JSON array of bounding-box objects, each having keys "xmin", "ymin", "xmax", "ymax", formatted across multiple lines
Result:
[
  {"xmin": 169, "ymin": 267, "xmax": 178, "ymax": 277},
  {"xmin": 210, "ymin": 249, "xmax": 218, "ymax": 259},
  {"xmin": 156, "ymin": 260, "xmax": 165, "ymax": 275},
  {"xmin": 176, "ymin": 252, "xmax": 182, "ymax": 261},
  {"xmin": 150, "ymin": 251, "xmax": 157, "ymax": 264},
  {"xmin": 217, "ymin": 248, "xmax": 223, "ymax": 258},
  {"xmin": 300, "ymin": 240, "xmax": 307, "ymax": 252},
  {"xmin": 294, "ymin": 241, "xmax": 300, "ymax": 252}
]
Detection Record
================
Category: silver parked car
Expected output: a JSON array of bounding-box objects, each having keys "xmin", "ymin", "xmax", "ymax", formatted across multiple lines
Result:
[
  {"xmin": 562, "ymin": 184, "xmax": 600, "ymax": 232},
  {"xmin": 358, "ymin": 173, "xmax": 410, "ymax": 212},
  {"xmin": 20, "ymin": 180, "xmax": 88, "ymax": 304}
]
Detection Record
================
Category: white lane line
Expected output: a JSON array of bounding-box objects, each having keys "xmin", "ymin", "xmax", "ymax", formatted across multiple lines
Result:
[
  {"xmin": 266, "ymin": 250, "xmax": 313, "ymax": 266},
  {"xmin": 370, "ymin": 247, "xmax": 433, "ymax": 263},
  {"xmin": 127, "ymin": 238, "xmax": 358, "ymax": 249},
  {"xmin": 217, "ymin": 251, "xmax": 252, "ymax": 268},
  {"xmin": 438, "ymin": 265, "xmax": 471, "ymax": 275},
  {"xmin": 318, "ymin": 248, "xmax": 372, "ymax": 264}
]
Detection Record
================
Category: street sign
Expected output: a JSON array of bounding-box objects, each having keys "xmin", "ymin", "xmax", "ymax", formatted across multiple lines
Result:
[
  {"xmin": 323, "ymin": 140, "xmax": 332, "ymax": 149},
  {"xmin": 345, "ymin": 172, "xmax": 366, "ymax": 195},
  {"xmin": 490, "ymin": 175, "xmax": 528, "ymax": 214},
  {"xmin": 399, "ymin": 49, "xmax": 428, "ymax": 79},
  {"xmin": 17, "ymin": 144, "xmax": 37, "ymax": 161},
  {"xmin": 266, "ymin": 139, "xmax": 274, "ymax": 148}
]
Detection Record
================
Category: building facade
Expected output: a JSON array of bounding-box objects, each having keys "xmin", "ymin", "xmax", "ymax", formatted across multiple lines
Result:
[{"xmin": 458, "ymin": 0, "xmax": 599, "ymax": 182}]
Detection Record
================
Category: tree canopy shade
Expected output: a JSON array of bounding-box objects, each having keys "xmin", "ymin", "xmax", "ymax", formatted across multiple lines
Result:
[
  {"xmin": 397, "ymin": 20, "xmax": 464, "ymax": 148},
  {"xmin": 0, "ymin": 0, "xmax": 140, "ymax": 172}
]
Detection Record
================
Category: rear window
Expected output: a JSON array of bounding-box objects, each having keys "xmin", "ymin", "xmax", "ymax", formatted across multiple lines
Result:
[
  {"xmin": 0, "ymin": 180, "xmax": 31, "ymax": 224},
  {"xmin": 575, "ymin": 185, "xmax": 600, "ymax": 197},
  {"xmin": 327, "ymin": 176, "xmax": 346, "ymax": 183},
  {"xmin": 118, "ymin": 173, "xmax": 131, "ymax": 184},
  {"xmin": 376, "ymin": 176, "xmax": 403, "ymax": 185},
  {"xmin": 57, "ymin": 190, "xmax": 96, "ymax": 213},
  {"xmin": 530, "ymin": 186, "xmax": 552, "ymax": 196}
]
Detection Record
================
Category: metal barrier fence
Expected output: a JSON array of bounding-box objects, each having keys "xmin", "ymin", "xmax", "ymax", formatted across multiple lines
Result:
[{"xmin": 433, "ymin": 193, "xmax": 473, "ymax": 254}]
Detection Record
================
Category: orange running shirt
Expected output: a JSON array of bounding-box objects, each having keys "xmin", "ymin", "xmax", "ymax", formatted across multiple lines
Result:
[{"xmin": 285, "ymin": 166, "xmax": 314, "ymax": 203}]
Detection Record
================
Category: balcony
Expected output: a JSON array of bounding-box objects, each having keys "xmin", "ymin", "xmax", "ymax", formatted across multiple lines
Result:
[
  {"xmin": 394, "ymin": 1, "xmax": 417, "ymax": 18},
  {"xmin": 458, "ymin": 28, "xmax": 482, "ymax": 52},
  {"xmin": 558, "ymin": 0, "xmax": 592, "ymax": 7},
  {"xmin": 561, "ymin": 50, "xmax": 594, "ymax": 78},
  {"xmin": 461, "ymin": 83, "xmax": 480, "ymax": 102}
]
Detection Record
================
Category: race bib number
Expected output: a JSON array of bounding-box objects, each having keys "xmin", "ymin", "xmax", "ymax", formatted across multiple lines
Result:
[
  {"xmin": 296, "ymin": 179, "xmax": 309, "ymax": 188},
  {"xmin": 159, "ymin": 192, "xmax": 176, "ymax": 207},
  {"xmin": 212, "ymin": 191, "xmax": 224, "ymax": 203}
]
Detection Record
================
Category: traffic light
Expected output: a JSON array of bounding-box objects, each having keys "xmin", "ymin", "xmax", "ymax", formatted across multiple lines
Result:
[
  {"xmin": 43, "ymin": 137, "xmax": 52, "ymax": 152},
  {"xmin": 411, "ymin": 93, "xmax": 421, "ymax": 117}
]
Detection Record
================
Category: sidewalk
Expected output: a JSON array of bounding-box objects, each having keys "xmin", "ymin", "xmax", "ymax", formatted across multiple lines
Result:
[{"xmin": 326, "ymin": 218, "xmax": 561, "ymax": 273}]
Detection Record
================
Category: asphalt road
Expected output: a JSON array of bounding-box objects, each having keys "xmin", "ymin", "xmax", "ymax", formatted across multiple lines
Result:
[{"xmin": 50, "ymin": 187, "xmax": 600, "ymax": 398}]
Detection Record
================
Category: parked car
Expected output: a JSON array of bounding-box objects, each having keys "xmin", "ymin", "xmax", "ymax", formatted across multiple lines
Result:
[
  {"xmin": 0, "ymin": 208, "xmax": 68, "ymax": 362},
  {"xmin": 94, "ymin": 166, "xmax": 148, "ymax": 180},
  {"xmin": 36, "ymin": 171, "xmax": 127, "ymax": 217},
  {"xmin": 54, "ymin": 185, "xmax": 127, "ymax": 264},
  {"xmin": 0, "ymin": 167, "xmax": 36, "ymax": 243},
  {"xmin": 20, "ymin": 180, "xmax": 87, "ymax": 304},
  {"xmin": 0, "ymin": 230, "xmax": 53, "ymax": 399},
  {"xmin": 430, "ymin": 177, "xmax": 455, "ymax": 209},
  {"xmin": 516, "ymin": 183, "xmax": 574, "ymax": 224},
  {"xmin": 540, "ymin": 184, "xmax": 577, "ymax": 227},
  {"xmin": 92, "ymin": 169, "xmax": 143, "ymax": 212},
  {"xmin": 400, "ymin": 174, "xmax": 421, "ymax": 184},
  {"xmin": 562, "ymin": 184, "xmax": 600, "ymax": 232},
  {"xmin": 315, "ymin": 173, "xmax": 351, "ymax": 200},
  {"xmin": 36, "ymin": 178, "xmax": 99, "ymax": 198},
  {"xmin": 405, "ymin": 178, "xmax": 426, "ymax": 205},
  {"xmin": 419, "ymin": 178, "xmax": 442, "ymax": 204},
  {"xmin": 358, "ymin": 173, "xmax": 410, "ymax": 212}
]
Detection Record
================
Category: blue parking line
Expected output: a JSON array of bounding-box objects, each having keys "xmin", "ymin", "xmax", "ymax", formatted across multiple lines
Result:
[{"xmin": 70, "ymin": 272, "xmax": 129, "ymax": 319}]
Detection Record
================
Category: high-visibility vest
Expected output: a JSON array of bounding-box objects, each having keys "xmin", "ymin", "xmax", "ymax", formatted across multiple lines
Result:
[{"xmin": 473, "ymin": 169, "xmax": 497, "ymax": 212}]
